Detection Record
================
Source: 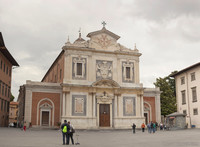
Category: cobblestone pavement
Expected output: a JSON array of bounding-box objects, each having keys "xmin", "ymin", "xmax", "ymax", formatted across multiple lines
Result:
[{"xmin": 0, "ymin": 127, "xmax": 200, "ymax": 147}]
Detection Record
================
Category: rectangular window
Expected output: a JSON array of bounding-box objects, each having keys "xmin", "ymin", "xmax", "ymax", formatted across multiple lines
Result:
[
  {"xmin": 181, "ymin": 90, "xmax": 186, "ymax": 105},
  {"xmin": 6, "ymin": 66, "xmax": 8, "ymax": 74},
  {"xmin": 1, "ymin": 99, "xmax": 3, "ymax": 111},
  {"xmin": 126, "ymin": 67, "xmax": 131, "ymax": 79},
  {"xmin": 77, "ymin": 63, "xmax": 82, "ymax": 76},
  {"xmin": 183, "ymin": 110, "xmax": 187, "ymax": 115},
  {"xmin": 0, "ymin": 60, "xmax": 2, "ymax": 69},
  {"xmin": 4, "ymin": 100, "xmax": 6, "ymax": 112},
  {"xmin": 3, "ymin": 63, "xmax": 5, "ymax": 72},
  {"xmin": 2, "ymin": 83, "xmax": 4, "ymax": 96},
  {"xmin": 7, "ymin": 101, "xmax": 9, "ymax": 112},
  {"xmin": 0, "ymin": 81, "xmax": 1, "ymax": 94},
  {"xmin": 191, "ymin": 72, "xmax": 196, "ymax": 81},
  {"xmin": 5, "ymin": 85, "xmax": 7, "ymax": 97},
  {"xmin": 60, "ymin": 69, "xmax": 62, "ymax": 79},
  {"xmin": 8, "ymin": 87, "xmax": 10, "ymax": 98},
  {"xmin": 9, "ymin": 68, "xmax": 11, "ymax": 77},
  {"xmin": 181, "ymin": 77, "xmax": 185, "ymax": 85},
  {"xmin": 192, "ymin": 87, "xmax": 197, "ymax": 102},
  {"xmin": 193, "ymin": 108, "xmax": 198, "ymax": 115}
]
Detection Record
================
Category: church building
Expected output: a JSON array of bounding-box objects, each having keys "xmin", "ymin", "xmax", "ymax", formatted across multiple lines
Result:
[{"xmin": 19, "ymin": 25, "xmax": 161, "ymax": 129}]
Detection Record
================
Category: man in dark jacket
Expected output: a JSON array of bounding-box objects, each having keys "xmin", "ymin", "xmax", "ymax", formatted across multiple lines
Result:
[
  {"xmin": 61, "ymin": 120, "xmax": 70, "ymax": 145},
  {"xmin": 132, "ymin": 123, "xmax": 136, "ymax": 134}
]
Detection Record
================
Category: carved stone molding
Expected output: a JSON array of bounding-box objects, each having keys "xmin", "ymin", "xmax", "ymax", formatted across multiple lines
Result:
[
  {"xmin": 96, "ymin": 60, "xmax": 112, "ymax": 80},
  {"xmin": 96, "ymin": 92, "xmax": 114, "ymax": 103},
  {"xmin": 92, "ymin": 79, "xmax": 120, "ymax": 88}
]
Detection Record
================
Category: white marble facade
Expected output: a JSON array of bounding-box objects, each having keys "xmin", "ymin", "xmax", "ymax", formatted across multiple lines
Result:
[
  {"xmin": 23, "ymin": 26, "xmax": 161, "ymax": 129},
  {"xmin": 61, "ymin": 26, "xmax": 145, "ymax": 129}
]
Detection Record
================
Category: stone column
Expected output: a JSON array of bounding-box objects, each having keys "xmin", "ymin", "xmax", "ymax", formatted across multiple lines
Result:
[
  {"xmin": 114, "ymin": 94, "xmax": 118, "ymax": 117},
  {"xmin": 140, "ymin": 94, "xmax": 144, "ymax": 117},
  {"xmin": 66, "ymin": 92, "xmax": 71, "ymax": 116},
  {"xmin": 93, "ymin": 93, "xmax": 96, "ymax": 117},
  {"xmin": 24, "ymin": 89, "xmax": 32, "ymax": 128},
  {"xmin": 62, "ymin": 92, "xmax": 66, "ymax": 116},
  {"xmin": 156, "ymin": 93, "xmax": 161, "ymax": 123}
]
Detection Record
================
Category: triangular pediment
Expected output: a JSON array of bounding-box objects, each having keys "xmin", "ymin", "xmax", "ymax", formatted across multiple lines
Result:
[
  {"xmin": 92, "ymin": 79, "xmax": 120, "ymax": 88},
  {"xmin": 87, "ymin": 27, "xmax": 120, "ymax": 40}
]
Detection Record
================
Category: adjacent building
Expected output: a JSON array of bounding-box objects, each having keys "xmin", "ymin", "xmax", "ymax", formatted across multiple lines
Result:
[
  {"xmin": 19, "ymin": 26, "xmax": 161, "ymax": 129},
  {"xmin": 0, "ymin": 32, "xmax": 19, "ymax": 127},
  {"xmin": 172, "ymin": 62, "xmax": 200, "ymax": 128},
  {"xmin": 9, "ymin": 101, "xmax": 18, "ymax": 125}
]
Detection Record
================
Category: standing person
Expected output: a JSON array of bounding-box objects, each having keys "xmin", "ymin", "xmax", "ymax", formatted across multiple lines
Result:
[
  {"xmin": 68, "ymin": 121, "xmax": 74, "ymax": 145},
  {"xmin": 141, "ymin": 123, "xmax": 145, "ymax": 132},
  {"xmin": 61, "ymin": 120, "xmax": 70, "ymax": 145},
  {"xmin": 150, "ymin": 121, "xmax": 153, "ymax": 133},
  {"xmin": 153, "ymin": 122, "xmax": 156, "ymax": 133},
  {"xmin": 132, "ymin": 123, "xmax": 136, "ymax": 134},
  {"xmin": 147, "ymin": 122, "xmax": 151, "ymax": 133},
  {"xmin": 23, "ymin": 121, "xmax": 27, "ymax": 131}
]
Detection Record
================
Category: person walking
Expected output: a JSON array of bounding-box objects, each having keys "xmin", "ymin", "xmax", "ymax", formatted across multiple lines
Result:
[
  {"xmin": 61, "ymin": 120, "xmax": 70, "ymax": 145},
  {"xmin": 68, "ymin": 121, "xmax": 74, "ymax": 145},
  {"xmin": 132, "ymin": 123, "xmax": 136, "ymax": 134},
  {"xmin": 141, "ymin": 123, "xmax": 145, "ymax": 132}
]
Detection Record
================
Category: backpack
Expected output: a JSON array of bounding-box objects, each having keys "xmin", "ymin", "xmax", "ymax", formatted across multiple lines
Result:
[{"xmin": 62, "ymin": 126, "xmax": 67, "ymax": 133}]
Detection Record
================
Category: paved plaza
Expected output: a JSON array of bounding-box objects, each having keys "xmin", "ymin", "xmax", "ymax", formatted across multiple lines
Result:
[{"xmin": 0, "ymin": 127, "xmax": 200, "ymax": 147}]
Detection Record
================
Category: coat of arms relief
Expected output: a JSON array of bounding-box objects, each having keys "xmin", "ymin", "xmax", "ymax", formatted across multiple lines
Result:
[
  {"xmin": 96, "ymin": 60, "xmax": 113, "ymax": 80},
  {"xmin": 94, "ymin": 34, "xmax": 115, "ymax": 48}
]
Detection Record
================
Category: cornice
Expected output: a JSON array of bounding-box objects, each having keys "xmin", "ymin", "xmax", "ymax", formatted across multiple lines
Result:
[{"xmin": 62, "ymin": 46, "xmax": 142, "ymax": 57}]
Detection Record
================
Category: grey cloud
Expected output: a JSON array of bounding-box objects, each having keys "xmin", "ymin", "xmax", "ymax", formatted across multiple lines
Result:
[{"xmin": 126, "ymin": 0, "xmax": 200, "ymax": 22}]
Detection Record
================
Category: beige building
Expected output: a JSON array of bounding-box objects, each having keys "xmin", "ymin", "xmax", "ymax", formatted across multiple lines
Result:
[
  {"xmin": 20, "ymin": 26, "xmax": 161, "ymax": 129},
  {"xmin": 0, "ymin": 32, "xmax": 19, "ymax": 127},
  {"xmin": 9, "ymin": 101, "xmax": 18, "ymax": 124},
  {"xmin": 172, "ymin": 62, "xmax": 200, "ymax": 128}
]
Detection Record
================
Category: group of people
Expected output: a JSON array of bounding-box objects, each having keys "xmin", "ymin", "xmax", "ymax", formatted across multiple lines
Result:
[
  {"xmin": 132, "ymin": 122, "xmax": 165, "ymax": 134},
  {"xmin": 61, "ymin": 120, "xmax": 75, "ymax": 145}
]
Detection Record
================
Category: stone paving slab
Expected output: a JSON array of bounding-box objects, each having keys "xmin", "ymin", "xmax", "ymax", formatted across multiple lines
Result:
[{"xmin": 0, "ymin": 127, "xmax": 200, "ymax": 147}]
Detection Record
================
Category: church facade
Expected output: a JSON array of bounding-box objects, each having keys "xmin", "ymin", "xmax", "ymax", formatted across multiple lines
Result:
[{"xmin": 20, "ymin": 26, "xmax": 161, "ymax": 129}]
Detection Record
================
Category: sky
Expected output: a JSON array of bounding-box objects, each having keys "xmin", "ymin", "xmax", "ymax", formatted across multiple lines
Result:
[{"xmin": 0, "ymin": 0, "xmax": 200, "ymax": 100}]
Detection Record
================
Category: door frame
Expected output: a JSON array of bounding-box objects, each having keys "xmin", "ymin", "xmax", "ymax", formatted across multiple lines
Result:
[
  {"xmin": 99, "ymin": 104, "xmax": 110, "ymax": 127},
  {"xmin": 40, "ymin": 109, "xmax": 51, "ymax": 126}
]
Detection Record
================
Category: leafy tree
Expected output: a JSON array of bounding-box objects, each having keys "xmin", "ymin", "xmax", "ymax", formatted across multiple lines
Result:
[
  {"xmin": 10, "ymin": 93, "xmax": 15, "ymax": 102},
  {"xmin": 154, "ymin": 71, "xmax": 178, "ymax": 116}
]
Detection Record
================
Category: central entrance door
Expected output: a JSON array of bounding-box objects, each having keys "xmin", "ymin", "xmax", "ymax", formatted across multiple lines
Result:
[
  {"xmin": 99, "ymin": 104, "xmax": 110, "ymax": 127},
  {"xmin": 42, "ymin": 111, "xmax": 49, "ymax": 126}
]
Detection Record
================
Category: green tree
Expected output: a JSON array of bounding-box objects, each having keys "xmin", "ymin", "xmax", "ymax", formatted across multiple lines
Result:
[
  {"xmin": 10, "ymin": 93, "xmax": 15, "ymax": 102},
  {"xmin": 154, "ymin": 71, "xmax": 177, "ymax": 116}
]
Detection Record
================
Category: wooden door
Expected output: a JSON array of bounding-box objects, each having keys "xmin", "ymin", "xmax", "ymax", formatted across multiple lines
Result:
[
  {"xmin": 99, "ymin": 104, "xmax": 110, "ymax": 127},
  {"xmin": 42, "ymin": 111, "xmax": 49, "ymax": 126},
  {"xmin": 144, "ymin": 113, "xmax": 148, "ymax": 124}
]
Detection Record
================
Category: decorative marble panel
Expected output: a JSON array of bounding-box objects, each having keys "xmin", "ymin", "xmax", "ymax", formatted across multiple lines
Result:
[
  {"xmin": 122, "ymin": 61, "xmax": 134, "ymax": 83},
  {"xmin": 123, "ymin": 97, "xmax": 136, "ymax": 116},
  {"xmin": 96, "ymin": 60, "xmax": 113, "ymax": 80},
  {"xmin": 72, "ymin": 57, "xmax": 87, "ymax": 80},
  {"xmin": 72, "ymin": 95, "xmax": 86, "ymax": 116}
]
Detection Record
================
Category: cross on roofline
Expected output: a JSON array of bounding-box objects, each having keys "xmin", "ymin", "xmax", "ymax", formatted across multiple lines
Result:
[{"xmin": 102, "ymin": 21, "xmax": 106, "ymax": 27}]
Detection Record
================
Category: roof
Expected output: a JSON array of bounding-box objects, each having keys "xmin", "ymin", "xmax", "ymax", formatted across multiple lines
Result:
[
  {"xmin": 167, "ymin": 112, "xmax": 186, "ymax": 117},
  {"xmin": 171, "ymin": 62, "xmax": 200, "ymax": 77},
  {"xmin": 41, "ymin": 50, "xmax": 64, "ymax": 82},
  {"xmin": 10, "ymin": 101, "xmax": 19, "ymax": 105},
  {"xmin": 0, "ymin": 32, "xmax": 19, "ymax": 66},
  {"xmin": 87, "ymin": 27, "xmax": 120, "ymax": 40}
]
